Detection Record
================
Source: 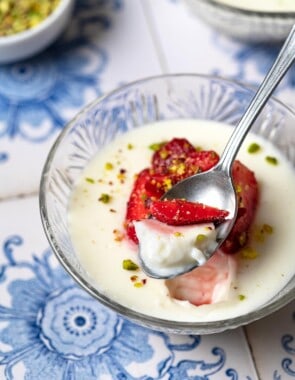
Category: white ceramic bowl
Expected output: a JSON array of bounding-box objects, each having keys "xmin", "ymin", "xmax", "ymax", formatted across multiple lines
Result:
[
  {"xmin": 40, "ymin": 74, "xmax": 295, "ymax": 335},
  {"xmin": 185, "ymin": 0, "xmax": 295, "ymax": 42},
  {"xmin": 0, "ymin": 0, "xmax": 74, "ymax": 64}
]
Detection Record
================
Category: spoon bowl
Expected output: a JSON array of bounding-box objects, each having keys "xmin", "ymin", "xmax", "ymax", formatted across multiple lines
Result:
[{"xmin": 139, "ymin": 24, "xmax": 295, "ymax": 279}]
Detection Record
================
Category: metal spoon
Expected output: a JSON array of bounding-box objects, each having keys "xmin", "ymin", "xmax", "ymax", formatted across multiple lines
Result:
[{"xmin": 139, "ymin": 25, "xmax": 295, "ymax": 279}]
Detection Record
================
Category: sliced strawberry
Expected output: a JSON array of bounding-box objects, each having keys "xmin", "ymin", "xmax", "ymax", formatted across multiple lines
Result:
[
  {"xmin": 152, "ymin": 138, "xmax": 196, "ymax": 174},
  {"xmin": 185, "ymin": 150, "xmax": 219, "ymax": 175},
  {"xmin": 145, "ymin": 173, "xmax": 176, "ymax": 198},
  {"xmin": 150, "ymin": 199, "xmax": 229, "ymax": 226},
  {"xmin": 221, "ymin": 160, "xmax": 259, "ymax": 253},
  {"xmin": 125, "ymin": 168, "xmax": 155, "ymax": 243}
]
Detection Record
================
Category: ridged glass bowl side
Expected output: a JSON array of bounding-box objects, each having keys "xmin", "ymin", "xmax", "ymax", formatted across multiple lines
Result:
[
  {"xmin": 40, "ymin": 74, "xmax": 295, "ymax": 334},
  {"xmin": 185, "ymin": 0, "xmax": 295, "ymax": 42}
]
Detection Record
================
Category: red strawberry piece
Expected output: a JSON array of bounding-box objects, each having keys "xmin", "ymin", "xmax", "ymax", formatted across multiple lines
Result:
[
  {"xmin": 152, "ymin": 138, "xmax": 196, "ymax": 174},
  {"xmin": 185, "ymin": 150, "xmax": 219, "ymax": 175},
  {"xmin": 221, "ymin": 160, "xmax": 259, "ymax": 253},
  {"xmin": 125, "ymin": 168, "xmax": 155, "ymax": 243},
  {"xmin": 150, "ymin": 199, "xmax": 229, "ymax": 226},
  {"xmin": 145, "ymin": 173, "xmax": 176, "ymax": 198}
]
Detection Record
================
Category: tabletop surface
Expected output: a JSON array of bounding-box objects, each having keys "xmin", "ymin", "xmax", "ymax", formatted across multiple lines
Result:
[{"xmin": 0, "ymin": 1, "xmax": 294, "ymax": 379}]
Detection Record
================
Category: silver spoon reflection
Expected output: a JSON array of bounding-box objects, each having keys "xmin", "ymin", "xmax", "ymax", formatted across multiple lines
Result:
[{"xmin": 139, "ymin": 25, "xmax": 295, "ymax": 279}]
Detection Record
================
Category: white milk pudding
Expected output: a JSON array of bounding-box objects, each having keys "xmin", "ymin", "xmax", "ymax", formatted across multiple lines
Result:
[
  {"xmin": 213, "ymin": 0, "xmax": 295, "ymax": 12},
  {"xmin": 135, "ymin": 219, "xmax": 217, "ymax": 277},
  {"xmin": 68, "ymin": 119, "xmax": 295, "ymax": 322}
]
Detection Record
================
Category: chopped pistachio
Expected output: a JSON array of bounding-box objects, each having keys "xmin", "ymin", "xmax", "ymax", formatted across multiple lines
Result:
[
  {"xmin": 127, "ymin": 143, "xmax": 134, "ymax": 150},
  {"xmin": 148, "ymin": 142, "xmax": 166, "ymax": 151},
  {"xmin": 105, "ymin": 162, "xmax": 114, "ymax": 170},
  {"xmin": 174, "ymin": 231, "xmax": 183, "ymax": 237},
  {"xmin": 163, "ymin": 178, "xmax": 172, "ymax": 191},
  {"xmin": 254, "ymin": 223, "xmax": 274, "ymax": 243},
  {"xmin": 159, "ymin": 150, "xmax": 169, "ymax": 159},
  {"xmin": 235, "ymin": 184, "xmax": 242, "ymax": 194},
  {"xmin": 239, "ymin": 294, "xmax": 246, "ymax": 301},
  {"xmin": 196, "ymin": 234, "xmax": 206, "ymax": 244},
  {"xmin": 240, "ymin": 246, "xmax": 259, "ymax": 260},
  {"xmin": 265, "ymin": 156, "xmax": 278, "ymax": 165},
  {"xmin": 238, "ymin": 232, "xmax": 247, "ymax": 247},
  {"xmin": 0, "ymin": 0, "xmax": 60, "ymax": 36},
  {"xmin": 122, "ymin": 259, "xmax": 139, "ymax": 271},
  {"xmin": 98, "ymin": 193, "xmax": 111, "ymax": 204},
  {"xmin": 85, "ymin": 177, "xmax": 95, "ymax": 184},
  {"xmin": 262, "ymin": 223, "xmax": 273, "ymax": 234},
  {"xmin": 248, "ymin": 142, "xmax": 261, "ymax": 154}
]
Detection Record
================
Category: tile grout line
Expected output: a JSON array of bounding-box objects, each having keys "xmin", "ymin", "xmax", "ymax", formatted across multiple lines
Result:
[
  {"xmin": 0, "ymin": 190, "xmax": 39, "ymax": 203},
  {"xmin": 242, "ymin": 326, "xmax": 262, "ymax": 380},
  {"xmin": 140, "ymin": 0, "xmax": 169, "ymax": 75}
]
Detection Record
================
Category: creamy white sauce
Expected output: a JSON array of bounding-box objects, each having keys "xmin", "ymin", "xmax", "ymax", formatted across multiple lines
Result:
[
  {"xmin": 68, "ymin": 119, "xmax": 295, "ymax": 322},
  {"xmin": 135, "ymin": 219, "xmax": 217, "ymax": 277},
  {"xmin": 213, "ymin": 0, "xmax": 295, "ymax": 12}
]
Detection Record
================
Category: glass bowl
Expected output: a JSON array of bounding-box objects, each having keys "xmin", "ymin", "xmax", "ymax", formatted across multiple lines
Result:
[
  {"xmin": 40, "ymin": 74, "xmax": 295, "ymax": 335},
  {"xmin": 185, "ymin": 0, "xmax": 295, "ymax": 42}
]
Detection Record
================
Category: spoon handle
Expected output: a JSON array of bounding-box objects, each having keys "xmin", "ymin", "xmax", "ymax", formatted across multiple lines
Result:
[{"xmin": 218, "ymin": 24, "xmax": 295, "ymax": 174}]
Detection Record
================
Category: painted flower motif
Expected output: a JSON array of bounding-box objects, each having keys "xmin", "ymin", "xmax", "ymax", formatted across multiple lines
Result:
[
  {"xmin": 0, "ymin": 236, "xmax": 248, "ymax": 379},
  {"xmin": 212, "ymin": 34, "xmax": 295, "ymax": 90},
  {"xmin": 0, "ymin": 0, "xmax": 117, "ymax": 143},
  {"xmin": 0, "ymin": 248, "xmax": 173, "ymax": 379},
  {"xmin": 279, "ymin": 316, "xmax": 295, "ymax": 378}
]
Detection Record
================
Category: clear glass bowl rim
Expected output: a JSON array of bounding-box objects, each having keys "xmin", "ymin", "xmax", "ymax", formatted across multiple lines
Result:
[{"xmin": 195, "ymin": 0, "xmax": 295, "ymax": 17}]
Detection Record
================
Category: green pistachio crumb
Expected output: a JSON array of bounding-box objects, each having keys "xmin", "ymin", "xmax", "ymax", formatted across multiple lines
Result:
[
  {"xmin": 122, "ymin": 259, "xmax": 139, "ymax": 271},
  {"xmin": 265, "ymin": 156, "xmax": 278, "ymax": 165},
  {"xmin": 248, "ymin": 142, "xmax": 261, "ymax": 154},
  {"xmin": 235, "ymin": 184, "xmax": 242, "ymax": 194},
  {"xmin": 174, "ymin": 231, "xmax": 183, "ymax": 237},
  {"xmin": 239, "ymin": 294, "xmax": 246, "ymax": 301},
  {"xmin": 85, "ymin": 177, "xmax": 95, "ymax": 184},
  {"xmin": 127, "ymin": 143, "xmax": 134, "ymax": 150},
  {"xmin": 105, "ymin": 162, "xmax": 114, "ymax": 170},
  {"xmin": 148, "ymin": 141, "xmax": 166, "ymax": 151},
  {"xmin": 240, "ymin": 246, "xmax": 258, "ymax": 260},
  {"xmin": 196, "ymin": 234, "xmax": 206, "ymax": 244},
  {"xmin": 98, "ymin": 193, "xmax": 112, "ymax": 204},
  {"xmin": 0, "ymin": 0, "xmax": 60, "ymax": 36},
  {"xmin": 262, "ymin": 223, "xmax": 273, "ymax": 234}
]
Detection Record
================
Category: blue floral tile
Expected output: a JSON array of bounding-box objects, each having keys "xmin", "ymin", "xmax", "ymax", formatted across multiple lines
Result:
[
  {"xmin": 0, "ymin": 0, "xmax": 162, "ymax": 200},
  {"xmin": 246, "ymin": 301, "xmax": 295, "ymax": 380},
  {"xmin": 0, "ymin": 196, "xmax": 259, "ymax": 379}
]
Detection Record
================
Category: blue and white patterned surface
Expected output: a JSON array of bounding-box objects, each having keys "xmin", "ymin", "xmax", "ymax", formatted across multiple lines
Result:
[{"xmin": 0, "ymin": 0, "xmax": 294, "ymax": 379}]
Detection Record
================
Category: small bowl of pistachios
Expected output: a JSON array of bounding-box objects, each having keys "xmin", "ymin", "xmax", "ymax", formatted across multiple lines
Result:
[{"xmin": 0, "ymin": 0, "xmax": 74, "ymax": 64}]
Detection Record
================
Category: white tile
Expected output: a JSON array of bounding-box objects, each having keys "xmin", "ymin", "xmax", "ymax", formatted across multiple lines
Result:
[
  {"xmin": 0, "ymin": 0, "xmax": 162, "ymax": 200},
  {"xmin": 246, "ymin": 301, "xmax": 295, "ymax": 379},
  {"xmin": 145, "ymin": 0, "xmax": 240, "ymax": 76}
]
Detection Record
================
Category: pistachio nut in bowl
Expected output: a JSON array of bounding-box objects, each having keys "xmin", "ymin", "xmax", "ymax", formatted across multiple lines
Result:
[
  {"xmin": 185, "ymin": 0, "xmax": 295, "ymax": 42},
  {"xmin": 0, "ymin": 0, "xmax": 74, "ymax": 64},
  {"xmin": 40, "ymin": 74, "xmax": 295, "ymax": 335}
]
